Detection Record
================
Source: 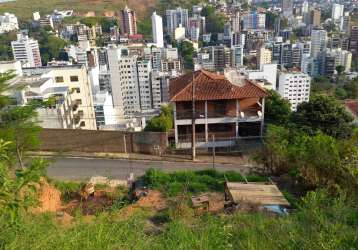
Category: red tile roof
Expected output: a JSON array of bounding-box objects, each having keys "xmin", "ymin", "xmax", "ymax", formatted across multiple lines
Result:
[
  {"xmin": 345, "ymin": 100, "xmax": 358, "ymax": 118},
  {"xmin": 169, "ymin": 70, "xmax": 268, "ymax": 102}
]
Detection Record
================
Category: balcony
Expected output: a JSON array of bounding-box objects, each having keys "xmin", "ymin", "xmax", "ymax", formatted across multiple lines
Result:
[{"xmin": 175, "ymin": 109, "xmax": 262, "ymax": 122}]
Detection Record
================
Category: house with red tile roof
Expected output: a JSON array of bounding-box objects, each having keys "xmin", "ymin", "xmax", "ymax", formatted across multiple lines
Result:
[{"xmin": 169, "ymin": 70, "xmax": 268, "ymax": 149}]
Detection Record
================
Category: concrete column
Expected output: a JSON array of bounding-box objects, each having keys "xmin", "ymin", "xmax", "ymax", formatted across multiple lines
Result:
[
  {"xmin": 260, "ymin": 97, "xmax": 266, "ymax": 137},
  {"xmin": 205, "ymin": 101, "xmax": 208, "ymax": 142},
  {"xmin": 173, "ymin": 103, "xmax": 178, "ymax": 145},
  {"xmin": 236, "ymin": 99, "xmax": 240, "ymax": 139}
]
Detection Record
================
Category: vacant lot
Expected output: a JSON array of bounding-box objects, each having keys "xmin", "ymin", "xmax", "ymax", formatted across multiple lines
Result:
[{"xmin": 0, "ymin": 0, "xmax": 157, "ymax": 20}]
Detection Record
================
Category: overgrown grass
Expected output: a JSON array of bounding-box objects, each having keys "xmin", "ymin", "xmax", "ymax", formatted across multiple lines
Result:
[
  {"xmin": 0, "ymin": 190, "xmax": 357, "ymax": 249},
  {"xmin": 142, "ymin": 168, "xmax": 268, "ymax": 196}
]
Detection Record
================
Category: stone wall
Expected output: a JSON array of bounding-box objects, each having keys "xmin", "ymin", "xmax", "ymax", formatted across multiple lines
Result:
[{"xmin": 39, "ymin": 129, "xmax": 168, "ymax": 154}]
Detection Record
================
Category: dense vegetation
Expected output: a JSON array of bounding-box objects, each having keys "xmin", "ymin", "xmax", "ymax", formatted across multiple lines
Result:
[
  {"xmin": 143, "ymin": 168, "xmax": 267, "ymax": 196},
  {"xmin": 312, "ymin": 76, "xmax": 358, "ymax": 100},
  {"xmin": 201, "ymin": 5, "xmax": 227, "ymax": 33},
  {"xmin": 0, "ymin": 32, "xmax": 16, "ymax": 61},
  {"xmin": 144, "ymin": 105, "xmax": 174, "ymax": 132}
]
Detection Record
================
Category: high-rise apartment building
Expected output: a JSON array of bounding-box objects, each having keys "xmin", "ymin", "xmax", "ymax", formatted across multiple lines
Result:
[
  {"xmin": 278, "ymin": 72, "xmax": 311, "ymax": 111},
  {"xmin": 11, "ymin": 33, "xmax": 42, "ymax": 67},
  {"xmin": 107, "ymin": 45, "xmax": 162, "ymax": 118},
  {"xmin": 119, "ymin": 6, "xmax": 137, "ymax": 35},
  {"xmin": 282, "ymin": 0, "xmax": 293, "ymax": 18},
  {"xmin": 311, "ymin": 29, "xmax": 327, "ymax": 57},
  {"xmin": 242, "ymin": 12, "xmax": 266, "ymax": 30},
  {"xmin": 151, "ymin": 12, "xmax": 164, "ymax": 48},
  {"xmin": 165, "ymin": 8, "xmax": 189, "ymax": 36},
  {"xmin": 332, "ymin": 3, "xmax": 344, "ymax": 22}
]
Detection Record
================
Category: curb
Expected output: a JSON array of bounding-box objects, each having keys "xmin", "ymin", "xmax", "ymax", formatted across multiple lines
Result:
[{"xmin": 29, "ymin": 151, "xmax": 246, "ymax": 165}]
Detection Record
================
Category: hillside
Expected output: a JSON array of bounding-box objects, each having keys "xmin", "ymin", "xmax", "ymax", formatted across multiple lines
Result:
[{"xmin": 0, "ymin": 0, "xmax": 158, "ymax": 20}]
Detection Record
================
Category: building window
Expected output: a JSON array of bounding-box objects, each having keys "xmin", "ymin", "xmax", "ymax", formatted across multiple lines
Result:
[
  {"xmin": 80, "ymin": 121, "xmax": 85, "ymax": 127},
  {"xmin": 55, "ymin": 76, "xmax": 64, "ymax": 83},
  {"xmin": 70, "ymin": 76, "xmax": 79, "ymax": 82}
]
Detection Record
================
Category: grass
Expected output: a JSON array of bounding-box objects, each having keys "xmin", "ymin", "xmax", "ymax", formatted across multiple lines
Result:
[
  {"xmin": 1, "ymin": 190, "xmax": 357, "ymax": 249},
  {"xmin": 142, "ymin": 168, "xmax": 268, "ymax": 197}
]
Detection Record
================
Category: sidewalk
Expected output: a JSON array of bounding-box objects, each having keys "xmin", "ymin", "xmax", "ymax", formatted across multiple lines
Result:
[{"xmin": 30, "ymin": 151, "xmax": 252, "ymax": 166}]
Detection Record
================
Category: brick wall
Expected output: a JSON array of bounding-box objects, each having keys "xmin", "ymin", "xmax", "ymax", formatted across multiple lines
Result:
[{"xmin": 39, "ymin": 129, "xmax": 168, "ymax": 154}]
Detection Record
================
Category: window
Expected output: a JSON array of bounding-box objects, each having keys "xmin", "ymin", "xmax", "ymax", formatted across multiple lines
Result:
[
  {"xmin": 55, "ymin": 76, "xmax": 64, "ymax": 83},
  {"xmin": 70, "ymin": 76, "xmax": 79, "ymax": 82}
]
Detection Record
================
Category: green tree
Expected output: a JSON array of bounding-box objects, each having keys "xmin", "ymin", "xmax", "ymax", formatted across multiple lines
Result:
[
  {"xmin": 0, "ymin": 73, "xmax": 41, "ymax": 169},
  {"xmin": 145, "ymin": 105, "xmax": 173, "ymax": 132},
  {"xmin": 311, "ymin": 76, "xmax": 333, "ymax": 95},
  {"xmin": 343, "ymin": 79, "xmax": 358, "ymax": 99},
  {"xmin": 178, "ymin": 41, "xmax": 195, "ymax": 71},
  {"xmin": 291, "ymin": 95, "xmax": 354, "ymax": 139},
  {"xmin": 0, "ymin": 32, "xmax": 17, "ymax": 61},
  {"xmin": 265, "ymin": 12, "xmax": 279, "ymax": 30},
  {"xmin": 137, "ymin": 17, "xmax": 152, "ymax": 40},
  {"xmin": 0, "ymin": 73, "xmax": 47, "ymax": 225},
  {"xmin": 201, "ymin": 6, "xmax": 226, "ymax": 33},
  {"xmin": 264, "ymin": 90, "xmax": 292, "ymax": 126}
]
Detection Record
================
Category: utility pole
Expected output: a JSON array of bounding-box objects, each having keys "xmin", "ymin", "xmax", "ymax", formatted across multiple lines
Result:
[
  {"xmin": 191, "ymin": 73, "xmax": 196, "ymax": 161},
  {"xmin": 212, "ymin": 134, "xmax": 215, "ymax": 169}
]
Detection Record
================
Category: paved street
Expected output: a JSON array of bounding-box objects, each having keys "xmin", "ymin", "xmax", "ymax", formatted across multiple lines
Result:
[{"xmin": 47, "ymin": 157, "xmax": 250, "ymax": 181}]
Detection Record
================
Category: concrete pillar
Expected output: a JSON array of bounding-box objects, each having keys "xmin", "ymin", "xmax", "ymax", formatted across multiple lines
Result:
[
  {"xmin": 260, "ymin": 97, "xmax": 266, "ymax": 137},
  {"xmin": 205, "ymin": 100, "xmax": 208, "ymax": 142},
  {"xmin": 174, "ymin": 103, "xmax": 178, "ymax": 145},
  {"xmin": 236, "ymin": 99, "xmax": 240, "ymax": 139}
]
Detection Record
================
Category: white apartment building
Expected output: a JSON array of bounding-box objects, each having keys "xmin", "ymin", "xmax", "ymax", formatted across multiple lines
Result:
[
  {"xmin": 278, "ymin": 72, "xmax": 311, "ymax": 111},
  {"xmin": 152, "ymin": 12, "xmax": 164, "ymax": 48},
  {"xmin": 11, "ymin": 33, "xmax": 42, "ymax": 68},
  {"xmin": 245, "ymin": 64, "xmax": 278, "ymax": 90},
  {"xmin": 330, "ymin": 48, "xmax": 352, "ymax": 73},
  {"xmin": 21, "ymin": 65, "xmax": 97, "ymax": 130},
  {"xmin": 166, "ymin": 8, "xmax": 189, "ymax": 35},
  {"xmin": 93, "ymin": 91, "xmax": 117, "ymax": 128},
  {"xmin": 311, "ymin": 29, "xmax": 327, "ymax": 58},
  {"xmin": 0, "ymin": 12, "xmax": 18, "ymax": 34},
  {"xmin": 107, "ymin": 45, "xmax": 161, "ymax": 119},
  {"xmin": 332, "ymin": 4, "xmax": 344, "ymax": 22},
  {"xmin": 231, "ymin": 45, "xmax": 243, "ymax": 68}
]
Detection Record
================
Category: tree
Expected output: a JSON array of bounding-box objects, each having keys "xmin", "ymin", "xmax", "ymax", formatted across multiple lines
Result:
[
  {"xmin": 201, "ymin": 6, "xmax": 226, "ymax": 33},
  {"xmin": 258, "ymin": 125, "xmax": 358, "ymax": 193},
  {"xmin": 264, "ymin": 90, "xmax": 292, "ymax": 126},
  {"xmin": 266, "ymin": 12, "xmax": 279, "ymax": 30},
  {"xmin": 145, "ymin": 105, "xmax": 173, "ymax": 132},
  {"xmin": 178, "ymin": 41, "xmax": 195, "ymax": 71},
  {"xmin": 343, "ymin": 79, "xmax": 358, "ymax": 99},
  {"xmin": 0, "ymin": 73, "xmax": 47, "ymax": 225},
  {"xmin": 291, "ymin": 95, "xmax": 354, "ymax": 139},
  {"xmin": 137, "ymin": 16, "xmax": 152, "ymax": 40},
  {"xmin": 0, "ymin": 32, "xmax": 17, "ymax": 61},
  {"xmin": 0, "ymin": 73, "xmax": 41, "ymax": 169},
  {"xmin": 336, "ymin": 65, "xmax": 345, "ymax": 85},
  {"xmin": 311, "ymin": 76, "xmax": 333, "ymax": 95}
]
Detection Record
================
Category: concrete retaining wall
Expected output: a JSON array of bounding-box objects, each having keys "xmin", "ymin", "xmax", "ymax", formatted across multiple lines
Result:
[{"xmin": 39, "ymin": 129, "xmax": 168, "ymax": 154}]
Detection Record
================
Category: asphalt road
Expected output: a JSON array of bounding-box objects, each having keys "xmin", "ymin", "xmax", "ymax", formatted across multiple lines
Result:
[{"xmin": 47, "ymin": 157, "xmax": 249, "ymax": 181}]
